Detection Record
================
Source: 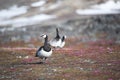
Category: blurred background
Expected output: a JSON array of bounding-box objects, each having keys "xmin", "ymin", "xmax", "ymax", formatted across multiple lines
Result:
[
  {"xmin": 0, "ymin": 1, "xmax": 120, "ymax": 80},
  {"xmin": 0, "ymin": 0, "xmax": 120, "ymax": 45}
]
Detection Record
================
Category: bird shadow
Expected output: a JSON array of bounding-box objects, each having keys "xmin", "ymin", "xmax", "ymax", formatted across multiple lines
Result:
[{"xmin": 21, "ymin": 62, "xmax": 45, "ymax": 65}]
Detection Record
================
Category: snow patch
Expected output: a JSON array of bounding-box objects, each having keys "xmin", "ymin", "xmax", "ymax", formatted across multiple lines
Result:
[
  {"xmin": 76, "ymin": 9, "xmax": 120, "ymax": 15},
  {"xmin": 31, "ymin": 0, "xmax": 46, "ymax": 7},
  {"xmin": 40, "ymin": 1, "xmax": 62, "ymax": 11},
  {"xmin": 0, "ymin": 14, "xmax": 56, "ymax": 27},
  {"xmin": 48, "ymin": 2, "xmax": 61, "ymax": 10},
  {"xmin": 0, "ymin": 27, "xmax": 15, "ymax": 32},
  {"xmin": 92, "ymin": 0, "xmax": 120, "ymax": 10},
  {"xmin": 0, "ymin": 5, "xmax": 28, "ymax": 20},
  {"xmin": 76, "ymin": 0, "xmax": 120, "ymax": 15},
  {"xmin": 0, "ymin": 26, "xmax": 26, "ymax": 32}
]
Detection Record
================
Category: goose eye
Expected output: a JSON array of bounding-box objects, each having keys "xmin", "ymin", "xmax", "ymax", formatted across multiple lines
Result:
[{"xmin": 41, "ymin": 34, "xmax": 46, "ymax": 38}]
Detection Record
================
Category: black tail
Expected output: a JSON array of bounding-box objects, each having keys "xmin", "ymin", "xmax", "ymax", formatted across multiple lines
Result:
[
  {"xmin": 35, "ymin": 52, "xmax": 38, "ymax": 57},
  {"xmin": 61, "ymin": 36, "xmax": 66, "ymax": 41},
  {"xmin": 35, "ymin": 48, "xmax": 39, "ymax": 57}
]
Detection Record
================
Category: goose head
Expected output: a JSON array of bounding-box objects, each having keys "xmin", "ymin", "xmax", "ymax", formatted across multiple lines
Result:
[{"xmin": 41, "ymin": 34, "xmax": 47, "ymax": 38}]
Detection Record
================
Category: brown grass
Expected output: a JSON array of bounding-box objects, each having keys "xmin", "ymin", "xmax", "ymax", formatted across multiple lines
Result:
[{"xmin": 0, "ymin": 39, "xmax": 120, "ymax": 80}]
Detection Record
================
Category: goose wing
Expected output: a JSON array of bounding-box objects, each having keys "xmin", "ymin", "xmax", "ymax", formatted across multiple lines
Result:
[{"xmin": 35, "ymin": 46, "xmax": 43, "ymax": 57}]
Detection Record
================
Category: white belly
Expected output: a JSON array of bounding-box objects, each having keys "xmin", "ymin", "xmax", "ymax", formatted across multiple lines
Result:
[
  {"xmin": 38, "ymin": 48, "xmax": 52, "ymax": 57},
  {"xmin": 60, "ymin": 41, "xmax": 65, "ymax": 48}
]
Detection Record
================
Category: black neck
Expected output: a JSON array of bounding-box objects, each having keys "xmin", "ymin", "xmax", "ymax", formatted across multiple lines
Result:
[
  {"xmin": 44, "ymin": 35, "xmax": 48, "ymax": 45},
  {"xmin": 43, "ymin": 35, "xmax": 51, "ymax": 52},
  {"xmin": 62, "ymin": 36, "xmax": 65, "ymax": 42},
  {"xmin": 56, "ymin": 28, "xmax": 60, "ymax": 39}
]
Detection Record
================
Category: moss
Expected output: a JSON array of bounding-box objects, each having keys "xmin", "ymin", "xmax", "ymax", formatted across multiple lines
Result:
[{"xmin": 0, "ymin": 39, "xmax": 120, "ymax": 80}]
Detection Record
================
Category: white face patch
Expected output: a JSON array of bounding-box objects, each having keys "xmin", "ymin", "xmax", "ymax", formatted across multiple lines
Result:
[{"xmin": 41, "ymin": 34, "xmax": 47, "ymax": 38}]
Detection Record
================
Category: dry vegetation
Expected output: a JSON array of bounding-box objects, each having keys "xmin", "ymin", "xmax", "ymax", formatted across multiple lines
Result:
[{"xmin": 0, "ymin": 39, "xmax": 120, "ymax": 80}]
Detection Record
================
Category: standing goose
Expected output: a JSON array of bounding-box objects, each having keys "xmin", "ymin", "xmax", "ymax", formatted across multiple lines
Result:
[
  {"xmin": 49, "ymin": 28, "xmax": 61, "ymax": 48},
  {"xmin": 35, "ymin": 34, "xmax": 52, "ymax": 63},
  {"xmin": 59, "ymin": 35, "xmax": 66, "ymax": 48}
]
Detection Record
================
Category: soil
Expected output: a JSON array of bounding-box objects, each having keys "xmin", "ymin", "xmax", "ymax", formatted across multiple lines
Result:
[{"xmin": 0, "ymin": 39, "xmax": 120, "ymax": 80}]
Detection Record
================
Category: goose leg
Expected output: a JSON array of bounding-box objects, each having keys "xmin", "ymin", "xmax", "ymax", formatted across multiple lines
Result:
[{"xmin": 42, "ymin": 57, "xmax": 47, "ymax": 63}]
